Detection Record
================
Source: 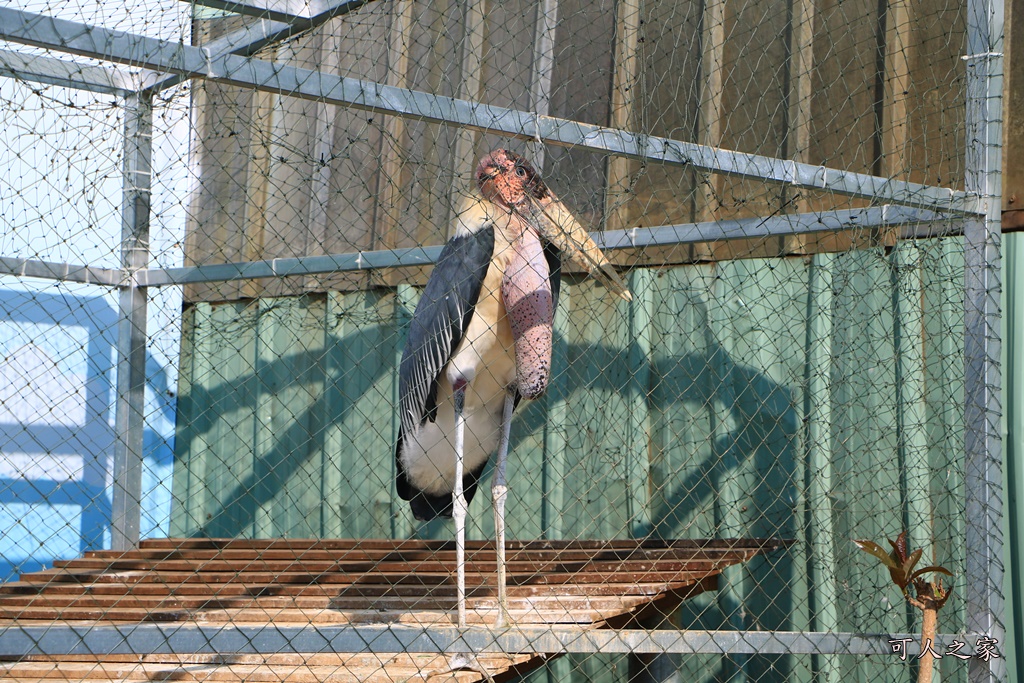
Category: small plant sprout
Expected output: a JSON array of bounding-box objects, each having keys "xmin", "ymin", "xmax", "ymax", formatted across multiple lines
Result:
[{"xmin": 854, "ymin": 531, "xmax": 953, "ymax": 683}]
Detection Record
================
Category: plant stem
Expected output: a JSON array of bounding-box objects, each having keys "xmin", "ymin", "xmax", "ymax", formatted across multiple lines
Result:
[{"xmin": 918, "ymin": 605, "xmax": 938, "ymax": 683}]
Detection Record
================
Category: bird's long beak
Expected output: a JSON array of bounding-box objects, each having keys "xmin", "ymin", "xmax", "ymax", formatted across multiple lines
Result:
[{"xmin": 517, "ymin": 193, "xmax": 632, "ymax": 302}]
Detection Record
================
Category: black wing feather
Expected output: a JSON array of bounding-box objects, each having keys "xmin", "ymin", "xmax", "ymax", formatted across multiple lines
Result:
[
  {"xmin": 398, "ymin": 226, "xmax": 495, "ymax": 435},
  {"xmin": 395, "ymin": 225, "xmax": 495, "ymax": 508}
]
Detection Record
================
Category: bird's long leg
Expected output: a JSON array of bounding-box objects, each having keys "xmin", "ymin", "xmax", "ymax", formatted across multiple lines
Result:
[
  {"xmin": 429, "ymin": 384, "xmax": 496, "ymax": 682},
  {"xmin": 492, "ymin": 390, "xmax": 515, "ymax": 628},
  {"xmin": 451, "ymin": 381, "xmax": 468, "ymax": 629}
]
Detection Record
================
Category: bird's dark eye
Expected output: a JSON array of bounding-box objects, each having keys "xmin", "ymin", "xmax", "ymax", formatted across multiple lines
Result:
[{"xmin": 514, "ymin": 166, "xmax": 527, "ymax": 178}]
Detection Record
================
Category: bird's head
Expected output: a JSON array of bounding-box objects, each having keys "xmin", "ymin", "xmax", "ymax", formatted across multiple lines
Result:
[
  {"xmin": 476, "ymin": 149, "xmax": 549, "ymax": 210},
  {"xmin": 474, "ymin": 148, "xmax": 633, "ymax": 302}
]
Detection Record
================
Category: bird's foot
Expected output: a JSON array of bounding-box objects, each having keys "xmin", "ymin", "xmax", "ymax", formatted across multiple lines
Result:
[
  {"xmin": 492, "ymin": 571, "xmax": 512, "ymax": 630},
  {"xmin": 422, "ymin": 652, "xmax": 496, "ymax": 682}
]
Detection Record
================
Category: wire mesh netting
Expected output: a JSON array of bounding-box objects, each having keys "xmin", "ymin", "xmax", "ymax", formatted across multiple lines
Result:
[{"xmin": 0, "ymin": 0, "xmax": 1006, "ymax": 681}]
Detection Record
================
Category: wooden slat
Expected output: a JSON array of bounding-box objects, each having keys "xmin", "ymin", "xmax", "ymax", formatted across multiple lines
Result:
[
  {"xmin": 0, "ymin": 594, "xmax": 656, "ymax": 613},
  {"xmin": 0, "ymin": 538, "xmax": 786, "ymax": 683},
  {"xmin": 16, "ymin": 571, "xmax": 718, "ymax": 592},
  {"xmin": 0, "ymin": 656, "xmax": 534, "ymax": 683},
  {"xmin": 73, "ymin": 547, "xmax": 762, "ymax": 563},
  {"xmin": 134, "ymin": 536, "xmax": 774, "ymax": 550},
  {"xmin": 0, "ymin": 580, "xmax": 700, "ymax": 599},
  {"xmin": 47, "ymin": 553, "xmax": 751, "ymax": 571}
]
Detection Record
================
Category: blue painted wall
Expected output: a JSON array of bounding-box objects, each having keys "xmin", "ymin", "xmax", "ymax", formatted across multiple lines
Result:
[{"xmin": 0, "ymin": 287, "xmax": 175, "ymax": 581}]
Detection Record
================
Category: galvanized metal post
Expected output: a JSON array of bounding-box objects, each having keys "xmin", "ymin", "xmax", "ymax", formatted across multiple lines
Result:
[
  {"xmin": 964, "ymin": 0, "xmax": 1005, "ymax": 675},
  {"xmin": 527, "ymin": 0, "xmax": 558, "ymax": 170},
  {"xmin": 111, "ymin": 92, "xmax": 153, "ymax": 552}
]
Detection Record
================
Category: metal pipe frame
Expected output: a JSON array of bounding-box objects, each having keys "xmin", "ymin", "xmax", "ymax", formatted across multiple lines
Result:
[
  {"xmin": 0, "ymin": 256, "xmax": 122, "ymax": 286},
  {"xmin": 0, "ymin": 0, "xmax": 1007, "ymax": 670},
  {"xmin": 964, "ymin": 0, "xmax": 1006, "ymax": 677},
  {"xmin": 0, "ymin": 6, "xmax": 983, "ymax": 217},
  {"xmin": 109, "ymin": 93, "xmax": 153, "ymax": 552},
  {"xmin": 141, "ymin": 0, "xmax": 377, "ymax": 93},
  {"xmin": 0, "ymin": 624, "xmax": 994, "ymax": 658},
  {"xmin": 181, "ymin": 0, "xmax": 373, "ymax": 22},
  {"xmin": 182, "ymin": 0, "xmax": 316, "ymax": 22},
  {"xmin": 0, "ymin": 206, "xmax": 953, "ymax": 288},
  {"xmin": 0, "ymin": 49, "xmax": 138, "ymax": 96}
]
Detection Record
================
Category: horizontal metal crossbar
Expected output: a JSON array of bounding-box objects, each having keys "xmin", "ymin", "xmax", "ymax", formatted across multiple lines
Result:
[
  {"xmin": 181, "ymin": 0, "xmax": 372, "ymax": 22},
  {"xmin": 0, "ymin": 7, "xmax": 983, "ymax": 216},
  {"xmin": 183, "ymin": 0, "xmax": 316, "ymax": 22},
  {"xmin": 0, "ymin": 624, "xmax": 990, "ymax": 657},
  {"xmin": 0, "ymin": 49, "xmax": 138, "ymax": 96},
  {"xmin": 0, "ymin": 206, "xmax": 958, "ymax": 287},
  {"xmin": 594, "ymin": 205, "xmax": 953, "ymax": 250},
  {"xmin": 0, "ymin": 1, "xmax": 376, "ymax": 97},
  {"xmin": 141, "ymin": 0, "xmax": 379, "ymax": 96},
  {"xmin": 0, "ymin": 256, "xmax": 122, "ymax": 286},
  {"xmin": 138, "ymin": 246, "xmax": 443, "ymax": 286}
]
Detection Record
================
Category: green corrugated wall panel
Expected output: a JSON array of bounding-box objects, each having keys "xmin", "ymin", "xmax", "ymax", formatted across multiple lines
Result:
[
  {"xmin": 919, "ymin": 239, "xmax": 968, "ymax": 683},
  {"xmin": 252, "ymin": 296, "xmax": 326, "ymax": 538},
  {"xmin": 173, "ymin": 300, "xmax": 263, "ymax": 538},
  {"xmin": 172, "ymin": 241, "xmax": 969, "ymax": 683},
  {"xmin": 556, "ymin": 280, "xmax": 637, "ymax": 540},
  {"xmin": 540, "ymin": 281, "xmax": 572, "ymax": 540},
  {"xmin": 830, "ymin": 250, "xmax": 903, "ymax": 642},
  {"xmin": 804, "ymin": 252, "xmax": 841, "ymax": 683},
  {"xmin": 169, "ymin": 303, "xmax": 196, "ymax": 538},
  {"xmin": 1005, "ymin": 233, "xmax": 1022, "ymax": 683},
  {"xmin": 646, "ymin": 266, "xmax": 716, "ymax": 540},
  {"xmin": 320, "ymin": 290, "xmax": 407, "ymax": 539}
]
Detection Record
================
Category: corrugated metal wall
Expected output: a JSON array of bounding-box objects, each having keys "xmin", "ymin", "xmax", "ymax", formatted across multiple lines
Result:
[
  {"xmin": 171, "ymin": 0, "xmax": 984, "ymax": 679},
  {"xmin": 182, "ymin": 0, "xmax": 967, "ymax": 303},
  {"xmin": 1004, "ymin": 233, "xmax": 1022, "ymax": 683},
  {"xmin": 172, "ymin": 238, "xmax": 968, "ymax": 683}
]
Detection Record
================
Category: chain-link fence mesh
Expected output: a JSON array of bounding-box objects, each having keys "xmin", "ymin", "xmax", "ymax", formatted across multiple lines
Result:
[{"xmin": 0, "ymin": 0, "xmax": 1006, "ymax": 681}]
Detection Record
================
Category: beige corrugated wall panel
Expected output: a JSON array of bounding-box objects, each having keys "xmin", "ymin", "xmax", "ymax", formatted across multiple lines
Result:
[{"xmin": 180, "ymin": 0, "xmax": 969, "ymax": 304}]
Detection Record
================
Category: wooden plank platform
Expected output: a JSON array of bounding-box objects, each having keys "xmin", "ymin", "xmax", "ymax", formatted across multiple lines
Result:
[{"xmin": 0, "ymin": 537, "xmax": 787, "ymax": 682}]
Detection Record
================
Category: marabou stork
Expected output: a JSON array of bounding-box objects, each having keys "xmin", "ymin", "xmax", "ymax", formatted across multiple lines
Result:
[{"xmin": 395, "ymin": 149, "xmax": 631, "ymax": 627}]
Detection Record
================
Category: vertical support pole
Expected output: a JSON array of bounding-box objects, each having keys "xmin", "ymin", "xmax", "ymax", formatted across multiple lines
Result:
[
  {"xmin": 964, "ymin": 0, "xmax": 1005, "ymax": 676},
  {"xmin": 111, "ymin": 92, "xmax": 153, "ymax": 552},
  {"xmin": 784, "ymin": 0, "xmax": 816, "ymax": 254},
  {"xmin": 448, "ymin": 0, "xmax": 486, "ymax": 234},
  {"xmin": 375, "ymin": 0, "xmax": 415, "ymax": 255},
  {"xmin": 695, "ymin": 0, "xmax": 726, "ymax": 225},
  {"xmin": 605, "ymin": 0, "xmax": 641, "ymax": 232},
  {"xmin": 528, "ymin": 0, "xmax": 559, "ymax": 170},
  {"xmin": 309, "ymin": 26, "xmax": 341, "ymax": 263}
]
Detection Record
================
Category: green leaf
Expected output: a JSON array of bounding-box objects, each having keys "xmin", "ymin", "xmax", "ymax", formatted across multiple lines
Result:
[{"xmin": 854, "ymin": 539, "xmax": 900, "ymax": 570}]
